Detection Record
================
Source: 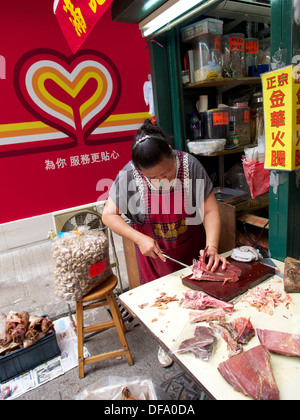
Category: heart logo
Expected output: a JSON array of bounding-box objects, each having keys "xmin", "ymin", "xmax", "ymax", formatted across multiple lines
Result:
[{"xmin": 14, "ymin": 49, "xmax": 121, "ymax": 142}]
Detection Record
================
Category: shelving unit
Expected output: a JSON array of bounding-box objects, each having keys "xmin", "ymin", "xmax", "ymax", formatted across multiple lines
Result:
[
  {"xmin": 184, "ymin": 76, "xmax": 261, "ymax": 90},
  {"xmin": 189, "ymin": 144, "xmax": 251, "ymax": 187}
]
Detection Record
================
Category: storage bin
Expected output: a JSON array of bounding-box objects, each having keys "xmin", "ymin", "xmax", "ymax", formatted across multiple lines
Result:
[
  {"xmin": 194, "ymin": 18, "xmax": 223, "ymax": 35},
  {"xmin": 181, "ymin": 18, "xmax": 223, "ymax": 42},
  {"xmin": 0, "ymin": 329, "xmax": 60, "ymax": 383},
  {"xmin": 187, "ymin": 138, "xmax": 226, "ymax": 154},
  {"xmin": 181, "ymin": 23, "xmax": 195, "ymax": 42}
]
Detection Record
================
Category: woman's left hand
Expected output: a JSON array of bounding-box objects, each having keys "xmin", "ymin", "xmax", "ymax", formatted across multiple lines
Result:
[{"xmin": 200, "ymin": 246, "xmax": 227, "ymax": 272}]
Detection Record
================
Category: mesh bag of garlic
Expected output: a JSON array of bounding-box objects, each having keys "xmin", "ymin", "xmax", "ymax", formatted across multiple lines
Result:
[{"xmin": 51, "ymin": 226, "xmax": 113, "ymax": 301}]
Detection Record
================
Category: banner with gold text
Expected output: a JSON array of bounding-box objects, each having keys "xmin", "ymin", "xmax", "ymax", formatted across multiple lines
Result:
[{"xmin": 261, "ymin": 65, "xmax": 300, "ymax": 171}]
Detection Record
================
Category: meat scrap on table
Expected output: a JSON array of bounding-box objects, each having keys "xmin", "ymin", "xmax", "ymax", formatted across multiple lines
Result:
[
  {"xmin": 151, "ymin": 292, "xmax": 179, "ymax": 309},
  {"xmin": 240, "ymin": 285, "xmax": 294, "ymax": 315}
]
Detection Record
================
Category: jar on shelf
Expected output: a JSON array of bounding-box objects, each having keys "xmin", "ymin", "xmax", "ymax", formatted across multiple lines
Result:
[
  {"xmin": 250, "ymin": 92, "xmax": 265, "ymax": 144},
  {"xmin": 193, "ymin": 33, "xmax": 222, "ymax": 82},
  {"xmin": 229, "ymin": 103, "xmax": 251, "ymax": 146},
  {"xmin": 258, "ymin": 37, "xmax": 271, "ymax": 69},
  {"xmin": 245, "ymin": 38, "xmax": 259, "ymax": 76},
  {"xmin": 200, "ymin": 109, "xmax": 229, "ymax": 140},
  {"xmin": 222, "ymin": 33, "xmax": 245, "ymax": 78}
]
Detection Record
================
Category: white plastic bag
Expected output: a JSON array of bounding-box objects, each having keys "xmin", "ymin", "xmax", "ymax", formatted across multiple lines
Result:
[{"xmin": 75, "ymin": 376, "xmax": 158, "ymax": 400}]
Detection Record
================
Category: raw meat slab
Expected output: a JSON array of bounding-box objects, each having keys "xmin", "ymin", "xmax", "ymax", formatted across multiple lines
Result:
[{"xmin": 182, "ymin": 258, "xmax": 275, "ymax": 302}]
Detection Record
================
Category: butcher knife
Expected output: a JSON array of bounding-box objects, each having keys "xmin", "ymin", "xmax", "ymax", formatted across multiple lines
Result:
[
  {"xmin": 162, "ymin": 253, "xmax": 190, "ymax": 268},
  {"xmin": 257, "ymin": 246, "xmax": 283, "ymax": 278}
]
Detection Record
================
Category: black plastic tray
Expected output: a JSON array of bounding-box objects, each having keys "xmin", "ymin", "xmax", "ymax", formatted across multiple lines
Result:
[{"xmin": 0, "ymin": 329, "xmax": 60, "ymax": 383}]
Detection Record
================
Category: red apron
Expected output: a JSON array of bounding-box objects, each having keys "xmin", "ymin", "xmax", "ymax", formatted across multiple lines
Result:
[{"xmin": 131, "ymin": 151, "xmax": 206, "ymax": 284}]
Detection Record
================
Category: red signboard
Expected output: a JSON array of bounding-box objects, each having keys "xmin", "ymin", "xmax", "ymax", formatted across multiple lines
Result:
[
  {"xmin": 0, "ymin": 1, "xmax": 151, "ymax": 224},
  {"xmin": 56, "ymin": 0, "xmax": 114, "ymax": 54}
]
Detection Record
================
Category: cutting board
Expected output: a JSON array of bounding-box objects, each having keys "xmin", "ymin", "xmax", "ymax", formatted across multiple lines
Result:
[{"xmin": 182, "ymin": 258, "xmax": 276, "ymax": 302}]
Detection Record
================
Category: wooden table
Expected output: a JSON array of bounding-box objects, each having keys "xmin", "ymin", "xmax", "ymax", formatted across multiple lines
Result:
[{"xmin": 119, "ymin": 258, "xmax": 300, "ymax": 400}]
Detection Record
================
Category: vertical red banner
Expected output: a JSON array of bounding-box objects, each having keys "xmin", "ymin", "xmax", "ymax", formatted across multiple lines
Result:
[{"xmin": 56, "ymin": 0, "xmax": 113, "ymax": 54}]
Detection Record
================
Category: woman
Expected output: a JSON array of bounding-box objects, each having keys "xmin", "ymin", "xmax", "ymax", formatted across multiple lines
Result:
[{"xmin": 102, "ymin": 120, "xmax": 227, "ymax": 284}]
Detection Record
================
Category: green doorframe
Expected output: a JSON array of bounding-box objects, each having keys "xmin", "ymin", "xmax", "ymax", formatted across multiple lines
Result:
[
  {"xmin": 269, "ymin": 0, "xmax": 300, "ymax": 261},
  {"xmin": 148, "ymin": 36, "xmax": 174, "ymax": 145},
  {"xmin": 148, "ymin": 29, "xmax": 185, "ymax": 150}
]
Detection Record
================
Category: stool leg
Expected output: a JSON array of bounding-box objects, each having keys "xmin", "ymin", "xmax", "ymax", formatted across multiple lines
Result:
[
  {"xmin": 106, "ymin": 292, "xmax": 133, "ymax": 366},
  {"xmin": 111, "ymin": 293, "xmax": 127, "ymax": 333},
  {"xmin": 76, "ymin": 301, "xmax": 85, "ymax": 378}
]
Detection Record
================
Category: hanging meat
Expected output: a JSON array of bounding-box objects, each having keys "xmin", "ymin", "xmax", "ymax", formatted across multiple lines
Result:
[
  {"xmin": 218, "ymin": 345, "xmax": 280, "ymax": 400},
  {"xmin": 191, "ymin": 248, "xmax": 241, "ymax": 285}
]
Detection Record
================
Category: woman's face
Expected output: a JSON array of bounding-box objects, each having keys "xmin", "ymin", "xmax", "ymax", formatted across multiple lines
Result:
[{"xmin": 140, "ymin": 156, "xmax": 176, "ymax": 190}]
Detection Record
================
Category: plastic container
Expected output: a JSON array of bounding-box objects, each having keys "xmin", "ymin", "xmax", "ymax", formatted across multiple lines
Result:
[
  {"xmin": 200, "ymin": 109, "xmax": 229, "ymax": 140},
  {"xmin": 0, "ymin": 329, "xmax": 60, "ymax": 383},
  {"xmin": 257, "ymin": 135, "xmax": 266, "ymax": 163},
  {"xmin": 181, "ymin": 18, "xmax": 223, "ymax": 42},
  {"xmin": 245, "ymin": 38, "xmax": 259, "ymax": 75},
  {"xmin": 258, "ymin": 37, "xmax": 271, "ymax": 69},
  {"xmin": 189, "ymin": 112, "xmax": 201, "ymax": 140},
  {"xmin": 229, "ymin": 105, "xmax": 251, "ymax": 145},
  {"xmin": 222, "ymin": 33, "xmax": 245, "ymax": 78},
  {"xmin": 250, "ymin": 92, "xmax": 264, "ymax": 143},
  {"xmin": 193, "ymin": 34, "xmax": 222, "ymax": 82},
  {"xmin": 187, "ymin": 138, "xmax": 226, "ymax": 154},
  {"xmin": 194, "ymin": 18, "xmax": 223, "ymax": 35},
  {"xmin": 181, "ymin": 23, "xmax": 195, "ymax": 42},
  {"xmin": 182, "ymin": 70, "xmax": 190, "ymax": 84}
]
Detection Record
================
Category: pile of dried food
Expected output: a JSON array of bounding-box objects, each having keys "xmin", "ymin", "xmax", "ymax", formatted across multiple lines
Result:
[
  {"xmin": 0, "ymin": 311, "xmax": 54, "ymax": 356},
  {"xmin": 52, "ymin": 227, "xmax": 112, "ymax": 301}
]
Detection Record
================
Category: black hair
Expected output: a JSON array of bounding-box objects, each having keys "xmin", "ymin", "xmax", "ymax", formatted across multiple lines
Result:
[{"xmin": 132, "ymin": 119, "xmax": 173, "ymax": 169}]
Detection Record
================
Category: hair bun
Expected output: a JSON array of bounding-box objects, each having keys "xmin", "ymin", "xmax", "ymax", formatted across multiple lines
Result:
[{"xmin": 142, "ymin": 118, "xmax": 153, "ymax": 128}]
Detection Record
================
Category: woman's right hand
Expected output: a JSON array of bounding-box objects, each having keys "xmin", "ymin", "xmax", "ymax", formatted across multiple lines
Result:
[{"xmin": 136, "ymin": 234, "xmax": 166, "ymax": 262}]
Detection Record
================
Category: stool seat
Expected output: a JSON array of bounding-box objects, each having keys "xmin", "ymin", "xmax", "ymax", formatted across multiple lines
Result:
[
  {"xmin": 79, "ymin": 275, "xmax": 118, "ymax": 302},
  {"xmin": 76, "ymin": 274, "xmax": 133, "ymax": 378}
]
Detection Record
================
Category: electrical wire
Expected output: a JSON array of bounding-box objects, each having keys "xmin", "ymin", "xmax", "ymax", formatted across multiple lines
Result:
[{"xmin": 241, "ymin": 216, "xmax": 269, "ymax": 249}]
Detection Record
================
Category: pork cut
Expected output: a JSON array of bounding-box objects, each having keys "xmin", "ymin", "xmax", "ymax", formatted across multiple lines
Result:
[
  {"xmin": 191, "ymin": 248, "xmax": 241, "ymax": 284},
  {"xmin": 178, "ymin": 326, "xmax": 216, "ymax": 360},
  {"xmin": 257, "ymin": 329, "xmax": 300, "ymax": 357},
  {"xmin": 231, "ymin": 317, "xmax": 255, "ymax": 344},
  {"xmin": 209, "ymin": 321, "xmax": 243, "ymax": 358},
  {"xmin": 189, "ymin": 308, "xmax": 228, "ymax": 324},
  {"xmin": 218, "ymin": 345, "xmax": 280, "ymax": 400},
  {"xmin": 183, "ymin": 290, "xmax": 234, "ymax": 312}
]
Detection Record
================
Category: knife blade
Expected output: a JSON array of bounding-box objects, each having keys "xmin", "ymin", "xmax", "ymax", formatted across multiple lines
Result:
[
  {"xmin": 162, "ymin": 253, "xmax": 190, "ymax": 268},
  {"xmin": 257, "ymin": 246, "xmax": 283, "ymax": 278}
]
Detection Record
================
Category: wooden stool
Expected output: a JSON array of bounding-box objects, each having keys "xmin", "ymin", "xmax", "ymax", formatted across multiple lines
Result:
[{"xmin": 76, "ymin": 274, "xmax": 133, "ymax": 378}]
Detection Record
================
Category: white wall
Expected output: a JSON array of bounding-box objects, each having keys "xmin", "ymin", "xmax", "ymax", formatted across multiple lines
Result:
[
  {"xmin": 0, "ymin": 213, "xmax": 54, "ymax": 252},
  {"xmin": 0, "ymin": 202, "xmax": 105, "ymax": 252}
]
